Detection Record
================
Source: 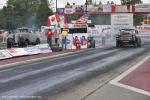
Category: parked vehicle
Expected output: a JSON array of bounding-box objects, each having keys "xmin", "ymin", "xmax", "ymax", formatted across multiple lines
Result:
[
  {"xmin": 116, "ymin": 28, "xmax": 141, "ymax": 47},
  {"xmin": 14, "ymin": 28, "xmax": 40, "ymax": 47}
]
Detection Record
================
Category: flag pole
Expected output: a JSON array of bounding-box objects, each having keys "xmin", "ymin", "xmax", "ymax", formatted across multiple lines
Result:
[{"xmin": 56, "ymin": 0, "xmax": 57, "ymax": 13}]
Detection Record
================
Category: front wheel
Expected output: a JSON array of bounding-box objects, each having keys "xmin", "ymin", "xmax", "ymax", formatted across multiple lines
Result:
[
  {"xmin": 116, "ymin": 41, "xmax": 120, "ymax": 47},
  {"xmin": 24, "ymin": 40, "xmax": 29, "ymax": 47},
  {"xmin": 134, "ymin": 42, "xmax": 138, "ymax": 48},
  {"xmin": 35, "ymin": 38, "xmax": 40, "ymax": 45}
]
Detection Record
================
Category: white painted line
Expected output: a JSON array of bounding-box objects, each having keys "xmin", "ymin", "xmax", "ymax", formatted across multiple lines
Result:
[
  {"xmin": 112, "ymin": 82, "xmax": 150, "ymax": 96},
  {"xmin": 110, "ymin": 54, "xmax": 150, "ymax": 96}
]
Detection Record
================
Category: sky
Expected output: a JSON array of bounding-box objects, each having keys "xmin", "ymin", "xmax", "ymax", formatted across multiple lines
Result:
[{"xmin": 0, "ymin": 0, "xmax": 150, "ymax": 8}]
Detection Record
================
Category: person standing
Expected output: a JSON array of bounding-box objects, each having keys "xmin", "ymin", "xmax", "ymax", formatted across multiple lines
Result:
[
  {"xmin": 62, "ymin": 29, "xmax": 68, "ymax": 49},
  {"xmin": 45, "ymin": 29, "xmax": 53, "ymax": 48},
  {"xmin": 7, "ymin": 32, "xmax": 14, "ymax": 48},
  {"xmin": 54, "ymin": 29, "xmax": 59, "ymax": 46}
]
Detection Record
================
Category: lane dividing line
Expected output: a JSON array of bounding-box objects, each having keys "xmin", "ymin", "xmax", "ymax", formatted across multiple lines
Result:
[{"xmin": 110, "ymin": 54, "xmax": 150, "ymax": 96}]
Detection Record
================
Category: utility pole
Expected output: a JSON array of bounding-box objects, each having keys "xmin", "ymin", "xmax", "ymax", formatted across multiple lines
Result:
[{"xmin": 85, "ymin": 0, "xmax": 88, "ymax": 13}]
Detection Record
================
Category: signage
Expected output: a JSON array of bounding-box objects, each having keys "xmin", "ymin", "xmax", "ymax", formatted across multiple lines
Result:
[
  {"xmin": 36, "ymin": 44, "xmax": 52, "ymax": 53},
  {"xmin": 0, "ymin": 50, "xmax": 12, "ymax": 60},
  {"xmin": 6, "ymin": 48, "xmax": 28, "ymax": 57},
  {"xmin": 135, "ymin": 4, "xmax": 150, "ymax": 12},
  {"xmin": 57, "ymin": 8, "xmax": 64, "ymax": 14},
  {"xmin": 24, "ymin": 46, "xmax": 41, "ymax": 55},
  {"xmin": 66, "ymin": 34, "xmax": 73, "ymax": 49},
  {"xmin": 111, "ymin": 13, "xmax": 133, "ymax": 34},
  {"xmin": 64, "ymin": 8, "xmax": 74, "ymax": 14},
  {"xmin": 72, "ymin": 33, "xmax": 88, "ymax": 49}
]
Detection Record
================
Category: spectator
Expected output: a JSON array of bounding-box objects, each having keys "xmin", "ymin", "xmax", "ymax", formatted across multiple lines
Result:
[
  {"xmin": 54, "ymin": 30, "xmax": 59, "ymax": 46},
  {"xmin": 65, "ymin": 2, "xmax": 72, "ymax": 8},
  {"xmin": 107, "ymin": 1, "xmax": 110, "ymax": 5},
  {"xmin": 45, "ymin": 29, "xmax": 53, "ymax": 48},
  {"xmin": 7, "ymin": 32, "xmax": 14, "ymax": 48},
  {"xmin": 61, "ymin": 29, "xmax": 68, "ymax": 49},
  {"xmin": 111, "ymin": 1, "xmax": 114, "ymax": 4},
  {"xmin": 99, "ymin": 1, "xmax": 102, "ymax": 5}
]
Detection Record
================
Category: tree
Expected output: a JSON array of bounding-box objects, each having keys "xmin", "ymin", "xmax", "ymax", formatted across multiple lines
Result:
[
  {"xmin": 0, "ymin": 0, "xmax": 53, "ymax": 29},
  {"xmin": 122, "ymin": 0, "xmax": 144, "ymax": 26},
  {"xmin": 0, "ymin": 9, "xmax": 7, "ymax": 29},
  {"xmin": 122, "ymin": 0, "xmax": 142, "ymax": 5},
  {"xmin": 36, "ymin": 0, "xmax": 53, "ymax": 27}
]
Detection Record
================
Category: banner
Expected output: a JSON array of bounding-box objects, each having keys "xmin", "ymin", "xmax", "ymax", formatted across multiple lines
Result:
[
  {"xmin": 66, "ymin": 34, "xmax": 73, "ymax": 49},
  {"xmin": 24, "ymin": 46, "xmax": 41, "ymax": 55},
  {"xmin": 0, "ymin": 50, "xmax": 12, "ymax": 60},
  {"xmin": 111, "ymin": 13, "xmax": 133, "ymax": 34},
  {"xmin": 57, "ymin": 8, "xmax": 65, "ymax": 14},
  {"xmin": 6, "ymin": 48, "xmax": 28, "ymax": 57},
  {"xmin": 36, "ymin": 44, "xmax": 52, "ymax": 53},
  {"xmin": 72, "ymin": 33, "xmax": 88, "ymax": 49},
  {"xmin": 136, "ymin": 26, "xmax": 150, "ymax": 38},
  {"xmin": 64, "ymin": 8, "xmax": 74, "ymax": 14},
  {"xmin": 135, "ymin": 4, "xmax": 150, "ymax": 12}
]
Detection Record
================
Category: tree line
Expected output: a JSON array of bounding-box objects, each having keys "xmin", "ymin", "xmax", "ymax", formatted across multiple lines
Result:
[
  {"xmin": 0, "ymin": 0, "xmax": 53, "ymax": 30},
  {"xmin": 0, "ymin": 0, "xmax": 145, "ymax": 30}
]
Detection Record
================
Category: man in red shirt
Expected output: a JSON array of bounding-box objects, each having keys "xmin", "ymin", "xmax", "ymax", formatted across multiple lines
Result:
[{"xmin": 45, "ymin": 29, "xmax": 53, "ymax": 48}]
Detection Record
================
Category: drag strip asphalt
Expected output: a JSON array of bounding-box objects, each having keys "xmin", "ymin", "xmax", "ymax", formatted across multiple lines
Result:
[{"xmin": 0, "ymin": 46, "xmax": 147, "ymax": 100}]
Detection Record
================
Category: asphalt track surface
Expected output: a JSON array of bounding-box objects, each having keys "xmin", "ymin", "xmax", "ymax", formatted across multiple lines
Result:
[{"xmin": 0, "ymin": 43, "xmax": 149, "ymax": 100}]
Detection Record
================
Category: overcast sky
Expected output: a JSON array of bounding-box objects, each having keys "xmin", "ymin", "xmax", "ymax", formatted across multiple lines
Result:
[{"xmin": 0, "ymin": 0, "xmax": 150, "ymax": 8}]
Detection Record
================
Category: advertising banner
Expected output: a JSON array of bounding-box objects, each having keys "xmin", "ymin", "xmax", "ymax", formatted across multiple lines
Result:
[
  {"xmin": 72, "ymin": 33, "xmax": 88, "ymax": 49},
  {"xmin": 111, "ymin": 13, "xmax": 133, "ymax": 34},
  {"xmin": 24, "ymin": 46, "xmax": 41, "ymax": 55},
  {"xmin": 57, "ymin": 8, "xmax": 65, "ymax": 14},
  {"xmin": 6, "ymin": 48, "xmax": 29, "ymax": 57},
  {"xmin": 64, "ymin": 8, "xmax": 74, "ymax": 14},
  {"xmin": 135, "ymin": 4, "xmax": 150, "ymax": 12},
  {"xmin": 36, "ymin": 44, "xmax": 52, "ymax": 53},
  {"xmin": 136, "ymin": 26, "xmax": 150, "ymax": 38},
  {"xmin": 0, "ymin": 50, "xmax": 12, "ymax": 60},
  {"xmin": 66, "ymin": 34, "xmax": 73, "ymax": 49}
]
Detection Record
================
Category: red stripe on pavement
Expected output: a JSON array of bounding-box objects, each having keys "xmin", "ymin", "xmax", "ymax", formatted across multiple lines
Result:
[{"xmin": 119, "ymin": 58, "xmax": 150, "ymax": 92}]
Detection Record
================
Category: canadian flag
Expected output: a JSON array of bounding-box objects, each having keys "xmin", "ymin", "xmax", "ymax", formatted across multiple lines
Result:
[{"xmin": 48, "ymin": 14, "xmax": 61, "ymax": 26}]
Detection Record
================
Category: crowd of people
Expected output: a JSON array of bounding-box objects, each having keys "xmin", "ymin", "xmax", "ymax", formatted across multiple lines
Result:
[{"xmin": 45, "ymin": 28, "xmax": 68, "ymax": 50}]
